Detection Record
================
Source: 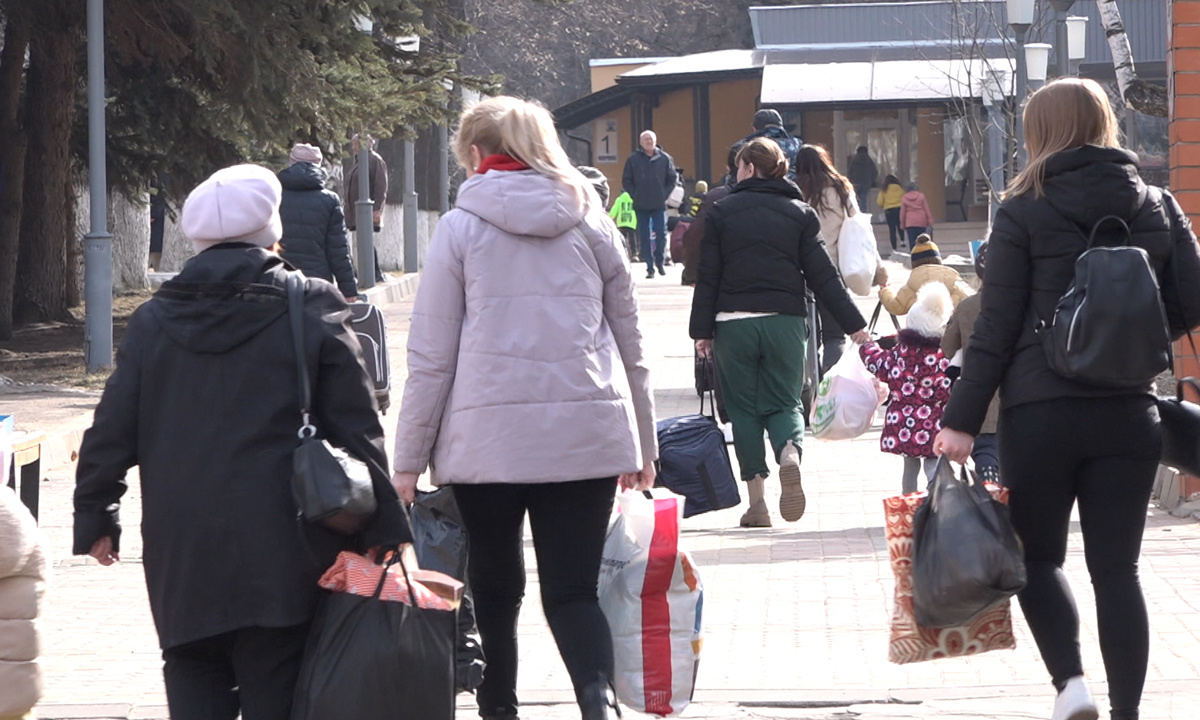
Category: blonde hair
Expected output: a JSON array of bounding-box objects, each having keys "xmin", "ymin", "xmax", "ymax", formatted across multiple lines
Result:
[
  {"xmin": 453, "ymin": 95, "xmax": 590, "ymax": 203},
  {"xmin": 735, "ymin": 138, "xmax": 788, "ymax": 180},
  {"xmin": 1006, "ymin": 78, "xmax": 1120, "ymax": 199}
]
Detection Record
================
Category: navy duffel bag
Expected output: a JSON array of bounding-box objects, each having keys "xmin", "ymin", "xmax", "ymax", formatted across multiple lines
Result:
[{"xmin": 655, "ymin": 399, "xmax": 740, "ymax": 518}]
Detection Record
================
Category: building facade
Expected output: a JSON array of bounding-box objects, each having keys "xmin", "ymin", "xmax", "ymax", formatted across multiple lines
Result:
[{"xmin": 556, "ymin": 0, "xmax": 1167, "ymax": 223}]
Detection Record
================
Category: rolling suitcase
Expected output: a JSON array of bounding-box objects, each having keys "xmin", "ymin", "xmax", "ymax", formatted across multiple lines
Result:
[
  {"xmin": 348, "ymin": 302, "xmax": 391, "ymax": 413},
  {"xmin": 654, "ymin": 392, "xmax": 740, "ymax": 518}
]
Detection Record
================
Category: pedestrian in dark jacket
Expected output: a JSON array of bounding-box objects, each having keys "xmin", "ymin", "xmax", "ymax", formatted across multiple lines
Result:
[
  {"xmin": 732, "ymin": 108, "xmax": 801, "ymax": 180},
  {"xmin": 847, "ymin": 146, "xmax": 878, "ymax": 212},
  {"xmin": 621, "ymin": 130, "xmax": 677, "ymax": 278},
  {"xmin": 73, "ymin": 164, "xmax": 412, "ymax": 720},
  {"xmin": 681, "ymin": 147, "xmax": 737, "ymax": 286},
  {"xmin": 278, "ymin": 143, "xmax": 358, "ymax": 299},
  {"xmin": 934, "ymin": 79, "xmax": 1200, "ymax": 720},
  {"xmin": 690, "ymin": 138, "xmax": 868, "ymax": 528}
]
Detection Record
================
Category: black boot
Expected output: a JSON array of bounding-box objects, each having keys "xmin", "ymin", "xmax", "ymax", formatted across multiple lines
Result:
[{"xmin": 577, "ymin": 677, "xmax": 621, "ymax": 720}]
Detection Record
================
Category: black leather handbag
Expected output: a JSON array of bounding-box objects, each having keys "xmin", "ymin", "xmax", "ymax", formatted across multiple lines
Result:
[
  {"xmin": 1159, "ymin": 377, "xmax": 1200, "ymax": 477},
  {"xmin": 288, "ymin": 273, "xmax": 377, "ymax": 535}
]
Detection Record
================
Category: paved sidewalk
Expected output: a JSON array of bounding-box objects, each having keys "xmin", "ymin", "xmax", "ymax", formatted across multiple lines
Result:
[{"xmin": 18, "ymin": 263, "xmax": 1200, "ymax": 719}]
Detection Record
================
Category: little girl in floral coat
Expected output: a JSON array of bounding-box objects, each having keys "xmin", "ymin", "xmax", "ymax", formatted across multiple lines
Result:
[{"xmin": 860, "ymin": 281, "xmax": 954, "ymax": 493}]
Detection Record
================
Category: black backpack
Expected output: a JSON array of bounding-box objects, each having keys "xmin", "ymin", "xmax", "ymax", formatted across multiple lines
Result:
[{"xmin": 1036, "ymin": 214, "xmax": 1171, "ymax": 388}]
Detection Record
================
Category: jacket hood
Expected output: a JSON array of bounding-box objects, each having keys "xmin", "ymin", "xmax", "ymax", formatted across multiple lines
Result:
[
  {"xmin": 278, "ymin": 162, "xmax": 328, "ymax": 192},
  {"xmin": 751, "ymin": 126, "xmax": 793, "ymax": 142},
  {"xmin": 731, "ymin": 177, "xmax": 803, "ymax": 200},
  {"xmin": 455, "ymin": 170, "xmax": 587, "ymax": 238},
  {"xmin": 902, "ymin": 191, "xmax": 924, "ymax": 203},
  {"xmin": 1040, "ymin": 145, "xmax": 1144, "ymax": 230},
  {"xmin": 149, "ymin": 244, "xmax": 288, "ymax": 354}
]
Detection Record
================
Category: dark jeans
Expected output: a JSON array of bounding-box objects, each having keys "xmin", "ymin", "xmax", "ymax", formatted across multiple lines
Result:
[
  {"xmin": 1000, "ymin": 396, "xmax": 1160, "ymax": 720},
  {"xmin": 884, "ymin": 208, "xmax": 902, "ymax": 250},
  {"xmin": 453, "ymin": 478, "xmax": 618, "ymax": 719},
  {"xmin": 855, "ymin": 188, "xmax": 869, "ymax": 213},
  {"xmin": 635, "ymin": 209, "xmax": 666, "ymax": 273},
  {"xmin": 905, "ymin": 226, "xmax": 927, "ymax": 247},
  {"xmin": 162, "ymin": 623, "xmax": 310, "ymax": 720},
  {"xmin": 816, "ymin": 301, "xmax": 846, "ymax": 375}
]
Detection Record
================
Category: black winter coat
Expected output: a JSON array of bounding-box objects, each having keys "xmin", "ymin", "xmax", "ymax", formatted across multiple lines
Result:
[
  {"xmin": 689, "ymin": 177, "xmax": 867, "ymax": 340},
  {"xmin": 621, "ymin": 147, "xmax": 677, "ymax": 211},
  {"xmin": 942, "ymin": 146, "xmax": 1200, "ymax": 435},
  {"xmin": 73, "ymin": 245, "xmax": 411, "ymax": 649},
  {"xmin": 278, "ymin": 163, "xmax": 358, "ymax": 298}
]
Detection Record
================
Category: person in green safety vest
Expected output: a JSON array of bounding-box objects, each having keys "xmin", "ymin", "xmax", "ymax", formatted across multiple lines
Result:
[{"xmin": 609, "ymin": 191, "xmax": 639, "ymax": 262}]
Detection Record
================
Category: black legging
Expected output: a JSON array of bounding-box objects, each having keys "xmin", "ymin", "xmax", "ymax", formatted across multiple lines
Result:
[
  {"xmin": 816, "ymin": 301, "xmax": 846, "ymax": 375},
  {"xmin": 885, "ymin": 207, "xmax": 902, "ymax": 250},
  {"xmin": 999, "ymin": 396, "xmax": 1160, "ymax": 720},
  {"xmin": 453, "ymin": 478, "xmax": 617, "ymax": 719}
]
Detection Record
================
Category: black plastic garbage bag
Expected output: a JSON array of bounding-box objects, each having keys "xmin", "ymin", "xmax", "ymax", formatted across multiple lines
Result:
[
  {"xmin": 291, "ymin": 557, "xmax": 457, "ymax": 720},
  {"xmin": 912, "ymin": 459, "xmax": 1026, "ymax": 629},
  {"xmin": 412, "ymin": 488, "xmax": 486, "ymax": 693}
]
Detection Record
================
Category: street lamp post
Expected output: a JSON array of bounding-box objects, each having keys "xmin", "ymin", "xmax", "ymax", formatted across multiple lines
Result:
[
  {"xmin": 352, "ymin": 13, "xmax": 376, "ymax": 290},
  {"xmin": 1049, "ymin": 0, "xmax": 1076, "ymax": 78},
  {"xmin": 1025, "ymin": 43, "xmax": 1053, "ymax": 92},
  {"xmin": 355, "ymin": 136, "xmax": 375, "ymax": 290},
  {"xmin": 1006, "ymin": 0, "xmax": 1035, "ymax": 167},
  {"xmin": 84, "ymin": 0, "xmax": 113, "ymax": 372},
  {"xmin": 1066, "ymin": 16, "xmax": 1089, "ymax": 76},
  {"xmin": 982, "ymin": 70, "xmax": 1008, "ymax": 226},
  {"xmin": 403, "ymin": 138, "xmax": 419, "ymax": 273}
]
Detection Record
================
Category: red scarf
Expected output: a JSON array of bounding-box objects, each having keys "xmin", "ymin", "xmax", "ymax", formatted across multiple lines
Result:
[{"xmin": 476, "ymin": 154, "xmax": 530, "ymax": 174}]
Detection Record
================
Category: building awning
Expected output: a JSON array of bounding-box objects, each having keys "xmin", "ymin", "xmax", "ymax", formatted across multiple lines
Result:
[
  {"xmin": 615, "ymin": 49, "xmax": 765, "ymax": 86},
  {"xmin": 761, "ymin": 58, "xmax": 1016, "ymax": 105}
]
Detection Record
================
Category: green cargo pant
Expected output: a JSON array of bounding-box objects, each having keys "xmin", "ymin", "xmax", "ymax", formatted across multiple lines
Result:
[{"xmin": 712, "ymin": 314, "xmax": 808, "ymax": 481}]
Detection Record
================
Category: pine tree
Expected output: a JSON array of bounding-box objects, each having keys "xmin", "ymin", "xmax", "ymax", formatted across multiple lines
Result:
[{"xmin": 0, "ymin": 0, "xmax": 494, "ymax": 335}]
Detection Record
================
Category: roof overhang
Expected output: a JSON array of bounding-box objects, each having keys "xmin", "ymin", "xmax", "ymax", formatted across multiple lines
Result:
[{"xmin": 761, "ymin": 57, "xmax": 1016, "ymax": 105}]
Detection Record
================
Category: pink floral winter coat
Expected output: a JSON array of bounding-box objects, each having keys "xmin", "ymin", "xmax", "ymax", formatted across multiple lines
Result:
[{"xmin": 859, "ymin": 330, "xmax": 952, "ymax": 458}]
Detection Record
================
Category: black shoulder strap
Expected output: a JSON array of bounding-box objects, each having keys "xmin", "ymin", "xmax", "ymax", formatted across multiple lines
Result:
[{"xmin": 287, "ymin": 273, "xmax": 313, "ymax": 418}]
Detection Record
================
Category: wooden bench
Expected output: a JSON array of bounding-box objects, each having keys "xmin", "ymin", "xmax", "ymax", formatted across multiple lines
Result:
[{"xmin": 7, "ymin": 431, "xmax": 46, "ymax": 519}]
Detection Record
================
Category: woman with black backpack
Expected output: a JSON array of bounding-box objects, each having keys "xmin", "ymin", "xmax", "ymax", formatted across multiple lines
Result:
[{"xmin": 934, "ymin": 78, "xmax": 1200, "ymax": 720}]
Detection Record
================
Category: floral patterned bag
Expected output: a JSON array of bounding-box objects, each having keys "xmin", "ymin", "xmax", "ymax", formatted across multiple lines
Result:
[{"xmin": 883, "ymin": 485, "xmax": 1017, "ymax": 664}]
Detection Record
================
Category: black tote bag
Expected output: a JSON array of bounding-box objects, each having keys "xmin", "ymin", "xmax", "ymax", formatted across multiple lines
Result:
[
  {"xmin": 292, "ymin": 555, "xmax": 457, "ymax": 720},
  {"xmin": 911, "ymin": 459, "xmax": 1026, "ymax": 629},
  {"xmin": 1159, "ymin": 376, "xmax": 1200, "ymax": 477}
]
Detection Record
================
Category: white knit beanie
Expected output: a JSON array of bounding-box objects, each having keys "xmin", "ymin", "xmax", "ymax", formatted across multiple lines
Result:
[
  {"xmin": 182, "ymin": 164, "xmax": 283, "ymax": 253},
  {"xmin": 905, "ymin": 282, "xmax": 953, "ymax": 338}
]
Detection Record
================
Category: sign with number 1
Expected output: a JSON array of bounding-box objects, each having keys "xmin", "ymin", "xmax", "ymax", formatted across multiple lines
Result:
[{"xmin": 596, "ymin": 119, "xmax": 618, "ymax": 164}]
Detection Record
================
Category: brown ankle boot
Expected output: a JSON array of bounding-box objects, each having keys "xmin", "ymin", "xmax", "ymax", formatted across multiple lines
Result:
[{"xmin": 739, "ymin": 474, "xmax": 771, "ymax": 527}]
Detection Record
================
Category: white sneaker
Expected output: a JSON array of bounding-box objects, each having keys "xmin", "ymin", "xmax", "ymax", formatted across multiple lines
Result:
[{"xmin": 1051, "ymin": 676, "xmax": 1099, "ymax": 720}]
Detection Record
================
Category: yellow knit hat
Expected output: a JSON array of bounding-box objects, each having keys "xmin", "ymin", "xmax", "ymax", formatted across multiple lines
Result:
[{"xmin": 911, "ymin": 235, "xmax": 941, "ymax": 266}]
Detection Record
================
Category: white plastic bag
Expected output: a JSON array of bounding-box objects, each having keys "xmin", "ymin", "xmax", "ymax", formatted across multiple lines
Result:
[
  {"xmin": 838, "ymin": 210, "xmax": 879, "ymax": 296},
  {"xmin": 598, "ymin": 491, "xmax": 702, "ymax": 717},
  {"xmin": 810, "ymin": 345, "xmax": 883, "ymax": 440}
]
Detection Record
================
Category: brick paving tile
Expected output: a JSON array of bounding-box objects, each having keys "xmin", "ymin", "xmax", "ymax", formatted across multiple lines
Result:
[{"xmin": 30, "ymin": 263, "xmax": 1200, "ymax": 719}]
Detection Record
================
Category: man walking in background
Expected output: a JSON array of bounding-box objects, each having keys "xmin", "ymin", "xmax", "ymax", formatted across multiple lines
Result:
[
  {"xmin": 345, "ymin": 134, "xmax": 389, "ymax": 282},
  {"xmin": 848, "ymin": 145, "xmax": 878, "ymax": 213},
  {"xmin": 622, "ymin": 130, "xmax": 676, "ymax": 279},
  {"xmin": 734, "ymin": 109, "xmax": 800, "ymax": 180}
]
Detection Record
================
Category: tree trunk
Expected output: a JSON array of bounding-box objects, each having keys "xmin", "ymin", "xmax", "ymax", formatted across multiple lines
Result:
[
  {"xmin": 1096, "ymin": 0, "xmax": 1167, "ymax": 117},
  {"xmin": 15, "ymin": 18, "xmax": 81, "ymax": 324},
  {"xmin": 0, "ymin": 15, "xmax": 30, "ymax": 339}
]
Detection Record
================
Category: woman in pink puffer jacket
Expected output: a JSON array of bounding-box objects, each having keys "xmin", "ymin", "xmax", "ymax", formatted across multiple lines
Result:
[{"xmin": 899, "ymin": 183, "xmax": 934, "ymax": 249}]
